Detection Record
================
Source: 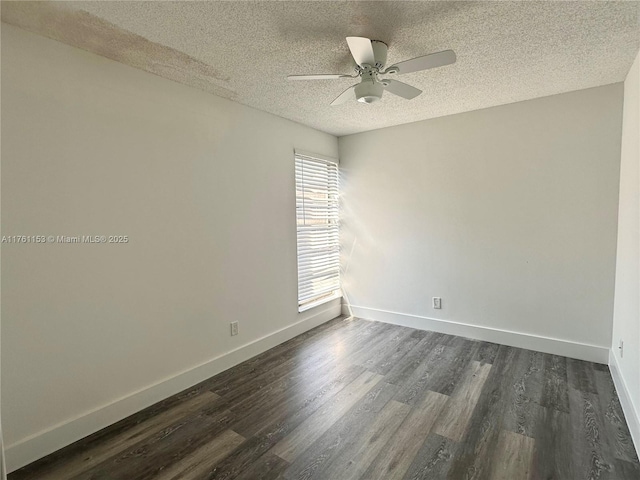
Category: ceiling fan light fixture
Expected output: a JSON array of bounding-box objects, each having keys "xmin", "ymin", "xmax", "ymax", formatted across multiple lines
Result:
[{"xmin": 355, "ymin": 81, "xmax": 383, "ymax": 104}]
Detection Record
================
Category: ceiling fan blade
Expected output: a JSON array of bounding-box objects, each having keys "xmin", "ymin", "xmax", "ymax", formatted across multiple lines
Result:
[
  {"xmin": 391, "ymin": 50, "xmax": 456, "ymax": 75},
  {"xmin": 330, "ymin": 85, "xmax": 357, "ymax": 106},
  {"xmin": 382, "ymin": 79, "xmax": 422, "ymax": 99},
  {"xmin": 287, "ymin": 74, "xmax": 350, "ymax": 81},
  {"xmin": 346, "ymin": 37, "xmax": 376, "ymax": 67}
]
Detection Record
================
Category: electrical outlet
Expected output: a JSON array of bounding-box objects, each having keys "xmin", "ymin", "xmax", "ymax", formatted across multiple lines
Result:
[
  {"xmin": 230, "ymin": 321, "xmax": 239, "ymax": 336},
  {"xmin": 619, "ymin": 339, "xmax": 624, "ymax": 358},
  {"xmin": 432, "ymin": 297, "xmax": 442, "ymax": 309}
]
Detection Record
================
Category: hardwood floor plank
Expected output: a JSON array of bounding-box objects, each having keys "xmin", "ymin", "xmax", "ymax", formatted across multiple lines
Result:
[
  {"xmin": 530, "ymin": 406, "xmax": 573, "ymax": 480},
  {"xmin": 74, "ymin": 407, "xmax": 237, "ymax": 480},
  {"xmin": 392, "ymin": 344, "xmax": 451, "ymax": 405},
  {"xmin": 16, "ymin": 391, "xmax": 221, "ymax": 480},
  {"xmin": 446, "ymin": 345, "xmax": 519, "ymax": 480},
  {"xmin": 427, "ymin": 341, "xmax": 482, "ymax": 396},
  {"xmin": 606, "ymin": 458, "xmax": 640, "ymax": 479},
  {"xmin": 221, "ymin": 345, "xmax": 360, "ymax": 416},
  {"xmin": 213, "ymin": 382, "xmax": 400, "ymax": 480},
  {"xmin": 403, "ymin": 433, "xmax": 458, "ymax": 480},
  {"xmin": 341, "ymin": 322, "xmax": 399, "ymax": 367},
  {"xmin": 432, "ymin": 360, "xmax": 492, "ymax": 441},
  {"xmin": 568, "ymin": 387, "xmax": 613, "ymax": 479},
  {"xmin": 409, "ymin": 329, "xmax": 430, "ymax": 340},
  {"xmin": 365, "ymin": 330, "xmax": 421, "ymax": 375},
  {"xmin": 567, "ymin": 357, "xmax": 598, "ymax": 394},
  {"xmin": 270, "ymin": 370, "xmax": 384, "ymax": 462},
  {"xmin": 280, "ymin": 382, "xmax": 400, "ymax": 480},
  {"xmin": 436, "ymin": 333, "xmax": 467, "ymax": 347},
  {"xmin": 363, "ymin": 390, "xmax": 449, "ymax": 480},
  {"xmin": 230, "ymin": 363, "xmax": 365, "ymax": 438},
  {"xmin": 593, "ymin": 369, "xmax": 640, "ymax": 464},
  {"xmin": 489, "ymin": 430, "xmax": 535, "ymax": 480},
  {"xmin": 383, "ymin": 333, "xmax": 441, "ymax": 387},
  {"xmin": 501, "ymin": 349, "xmax": 544, "ymax": 438},
  {"xmin": 203, "ymin": 436, "xmax": 279, "ymax": 480},
  {"xmin": 539, "ymin": 354, "xmax": 570, "ymax": 413},
  {"xmin": 474, "ymin": 340, "xmax": 500, "ymax": 365},
  {"xmin": 233, "ymin": 453, "xmax": 289, "ymax": 480},
  {"xmin": 154, "ymin": 429, "xmax": 245, "ymax": 480},
  {"xmin": 301, "ymin": 399, "xmax": 410, "ymax": 480}
]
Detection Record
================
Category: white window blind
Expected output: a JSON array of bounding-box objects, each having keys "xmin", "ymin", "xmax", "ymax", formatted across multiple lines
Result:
[{"xmin": 295, "ymin": 152, "xmax": 341, "ymax": 311}]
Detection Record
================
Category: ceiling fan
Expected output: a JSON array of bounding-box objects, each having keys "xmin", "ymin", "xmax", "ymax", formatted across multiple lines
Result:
[{"xmin": 288, "ymin": 37, "xmax": 456, "ymax": 105}]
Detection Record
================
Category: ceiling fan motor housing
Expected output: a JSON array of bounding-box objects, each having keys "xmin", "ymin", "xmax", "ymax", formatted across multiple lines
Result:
[{"xmin": 353, "ymin": 40, "xmax": 387, "ymax": 103}]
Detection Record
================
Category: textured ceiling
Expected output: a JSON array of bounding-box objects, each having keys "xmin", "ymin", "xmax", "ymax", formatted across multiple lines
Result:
[{"xmin": 3, "ymin": 1, "xmax": 640, "ymax": 136}]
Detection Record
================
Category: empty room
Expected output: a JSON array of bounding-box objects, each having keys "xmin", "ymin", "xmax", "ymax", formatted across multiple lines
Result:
[{"xmin": 2, "ymin": 1, "xmax": 640, "ymax": 479}]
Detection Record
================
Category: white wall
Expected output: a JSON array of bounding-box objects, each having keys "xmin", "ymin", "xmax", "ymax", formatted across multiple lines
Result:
[
  {"xmin": 340, "ymin": 84, "xmax": 623, "ymax": 363},
  {"xmin": 1, "ymin": 24, "xmax": 339, "ymax": 471},
  {"xmin": 611, "ymin": 50, "xmax": 640, "ymax": 449}
]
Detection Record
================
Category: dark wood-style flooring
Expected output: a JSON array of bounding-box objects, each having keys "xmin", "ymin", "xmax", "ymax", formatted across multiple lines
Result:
[{"xmin": 10, "ymin": 316, "xmax": 640, "ymax": 480}]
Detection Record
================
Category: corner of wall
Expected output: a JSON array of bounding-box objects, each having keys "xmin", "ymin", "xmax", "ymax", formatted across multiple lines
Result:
[{"xmin": 610, "ymin": 47, "xmax": 640, "ymax": 459}]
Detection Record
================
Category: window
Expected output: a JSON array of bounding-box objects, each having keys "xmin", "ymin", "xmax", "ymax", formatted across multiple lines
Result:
[{"xmin": 295, "ymin": 151, "xmax": 341, "ymax": 311}]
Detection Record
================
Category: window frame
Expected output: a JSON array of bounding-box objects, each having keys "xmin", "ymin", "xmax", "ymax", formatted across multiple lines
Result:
[{"xmin": 294, "ymin": 150, "xmax": 342, "ymax": 312}]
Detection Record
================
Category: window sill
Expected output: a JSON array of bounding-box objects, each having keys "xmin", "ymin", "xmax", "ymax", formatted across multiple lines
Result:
[{"xmin": 298, "ymin": 292, "xmax": 343, "ymax": 313}]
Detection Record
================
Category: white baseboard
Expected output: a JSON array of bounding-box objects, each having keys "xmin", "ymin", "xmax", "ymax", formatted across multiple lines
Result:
[
  {"xmin": 5, "ymin": 302, "xmax": 342, "ymax": 473},
  {"xmin": 608, "ymin": 349, "xmax": 640, "ymax": 454},
  {"xmin": 347, "ymin": 304, "xmax": 609, "ymax": 364}
]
